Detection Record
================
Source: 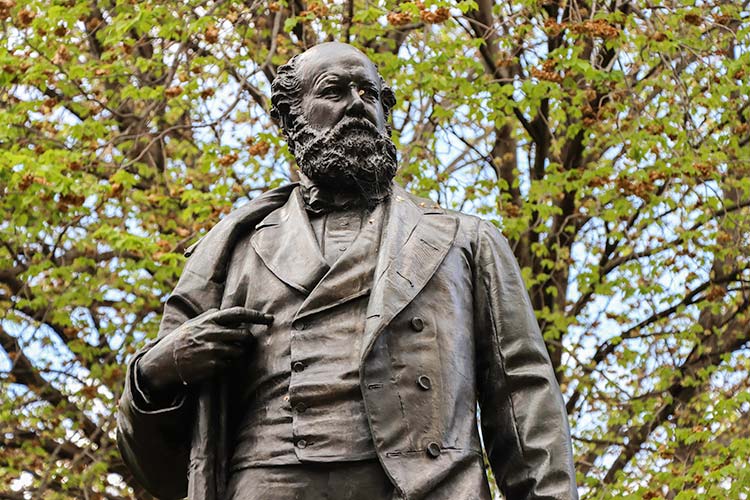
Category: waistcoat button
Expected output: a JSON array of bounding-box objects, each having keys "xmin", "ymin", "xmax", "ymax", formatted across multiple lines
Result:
[
  {"xmin": 410, "ymin": 317, "xmax": 424, "ymax": 331},
  {"xmin": 417, "ymin": 375, "xmax": 432, "ymax": 390},
  {"xmin": 294, "ymin": 402, "xmax": 307, "ymax": 413},
  {"xmin": 296, "ymin": 439, "xmax": 307, "ymax": 449},
  {"xmin": 292, "ymin": 361, "xmax": 306, "ymax": 372},
  {"xmin": 292, "ymin": 320, "xmax": 305, "ymax": 331},
  {"xmin": 426, "ymin": 442, "xmax": 441, "ymax": 458}
]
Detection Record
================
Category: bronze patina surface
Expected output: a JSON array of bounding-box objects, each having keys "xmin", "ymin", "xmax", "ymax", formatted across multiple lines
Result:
[{"xmin": 117, "ymin": 43, "xmax": 578, "ymax": 500}]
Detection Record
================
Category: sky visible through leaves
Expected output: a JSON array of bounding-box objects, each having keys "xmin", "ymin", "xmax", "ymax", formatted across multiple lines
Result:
[{"xmin": 1, "ymin": 0, "xmax": 749, "ymax": 498}]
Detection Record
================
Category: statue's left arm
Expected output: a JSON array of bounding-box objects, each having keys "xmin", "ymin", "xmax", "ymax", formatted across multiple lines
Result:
[
  {"xmin": 117, "ymin": 184, "xmax": 292, "ymax": 499},
  {"xmin": 117, "ymin": 261, "xmax": 225, "ymax": 499},
  {"xmin": 472, "ymin": 219, "xmax": 578, "ymax": 500}
]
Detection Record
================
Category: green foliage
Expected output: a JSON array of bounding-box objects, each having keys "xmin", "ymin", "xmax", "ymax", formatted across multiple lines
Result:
[{"xmin": 1, "ymin": 0, "xmax": 749, "ymax": 498}]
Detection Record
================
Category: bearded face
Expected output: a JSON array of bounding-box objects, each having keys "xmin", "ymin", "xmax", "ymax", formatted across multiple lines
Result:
[
  {"xmin": 289, "ymin": 115, "xmax": 398, "ymax": 205},
  {"xmin": 270, "ymin": 43, "xmax": 400, "ymax": 204}
]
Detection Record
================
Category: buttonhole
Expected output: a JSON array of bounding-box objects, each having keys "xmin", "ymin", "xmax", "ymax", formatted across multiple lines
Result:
[
  {"xmin": 396, "ymin": 271, "xmax": 414, "ymax": 287},
  {"xmin": 419, "ymin": 238, "xmax": 440, "ymax": 251}
]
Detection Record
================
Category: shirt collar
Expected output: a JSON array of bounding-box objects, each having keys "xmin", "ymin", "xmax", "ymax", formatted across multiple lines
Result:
[{"xmin": 298, "ymin": 172, "xmax": 371, "ymax": 215}]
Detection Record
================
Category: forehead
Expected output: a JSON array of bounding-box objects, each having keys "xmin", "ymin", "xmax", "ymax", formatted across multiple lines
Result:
[{"xmin": 298, "ymin": 49, "xmax": 380, "ymax": 89}]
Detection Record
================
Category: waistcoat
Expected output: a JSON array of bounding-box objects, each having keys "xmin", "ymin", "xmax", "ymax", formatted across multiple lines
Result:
[{"xmin": 225, "ymin": 190, "xmax": 386, "ymax": 471}]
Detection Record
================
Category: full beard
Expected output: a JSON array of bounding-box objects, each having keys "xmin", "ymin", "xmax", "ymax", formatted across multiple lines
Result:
[{"xmin": 290, "ymin": 116, "xmax": 398, "ymax": 206}]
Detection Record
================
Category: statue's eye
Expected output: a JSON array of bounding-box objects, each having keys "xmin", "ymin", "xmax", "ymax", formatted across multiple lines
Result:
[
  {"xmin": 361, "ymin": 87, "xmax": 378, "ymax": 100},
  {"xmin": 320, "ymin": 86, "xmax": 341, "ymax": 98}
]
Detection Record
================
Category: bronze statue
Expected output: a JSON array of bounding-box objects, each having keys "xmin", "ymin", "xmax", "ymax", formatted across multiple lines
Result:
[{"xmin": 117, "ymin": 42, "xmax": 578, "ymax": 500}]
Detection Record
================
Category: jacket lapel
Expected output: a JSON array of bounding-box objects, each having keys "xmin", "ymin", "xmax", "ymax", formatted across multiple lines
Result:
[
  {"xmin": 361, "ymin": 185, "xmax": 459, "ymax": 360},
  {"xmin": 250, "ymin": 188, "xmax": 329, "ymax": 294},
  {"xmin": 296, "ymin": 201, "xmax": 386, "ymax": 319}
]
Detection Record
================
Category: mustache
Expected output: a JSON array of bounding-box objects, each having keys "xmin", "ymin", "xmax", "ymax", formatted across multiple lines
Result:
[{"xmin": 326, "ymin": 116, "xmax": 384, "ymax": 139}]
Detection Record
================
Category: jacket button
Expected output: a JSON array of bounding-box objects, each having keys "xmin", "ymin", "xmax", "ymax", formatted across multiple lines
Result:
[
  {"xmin": 426, "ymin": 442, "xmax": 441, "ymax": 458},
  {"xmin": 292, "ymin": 320, "xmax": 305, "ymax": 331},
  {"xmin": 296, "ymin": 439, "xmax": 307, "ymax": 449},
  {"xmin": 417, "ymin": 375, "xmax": 432, "ymax": 390},
  {"xmin": 292, "ymin": 361, "xmax": 306, "ymax": 372},
  {"xmin": 410, "ymin": 317, "xmax": 424, "ymax": 331},
  {"xmin": 294, "ymin": 402, "xmax": 307, "ymax": 413}
]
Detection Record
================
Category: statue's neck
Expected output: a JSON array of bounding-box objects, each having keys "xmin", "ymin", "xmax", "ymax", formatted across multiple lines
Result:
[{"xmin": 298, "ymin": 172, "xmax": 371, "ymax": 214}]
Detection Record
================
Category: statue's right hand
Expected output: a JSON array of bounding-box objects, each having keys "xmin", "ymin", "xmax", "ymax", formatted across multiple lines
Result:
[{"xmin": 136, "ymin": 307, "xmax": 274, "ymax": 397}]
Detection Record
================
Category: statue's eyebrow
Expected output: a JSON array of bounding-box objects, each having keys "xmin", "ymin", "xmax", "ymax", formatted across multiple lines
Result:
[
  {"xmin": 359, "ymin": 80, "xmax": 378, "ymax": 91},
  {"xmin": 312, "ymin": 73, "xmax": 343, "ymax": 90}
]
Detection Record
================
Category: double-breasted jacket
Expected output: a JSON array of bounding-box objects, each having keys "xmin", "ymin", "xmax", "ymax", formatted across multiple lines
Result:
[{"xmin": 117, "ymin": 183, "xmax": 578, "ymax": 500}]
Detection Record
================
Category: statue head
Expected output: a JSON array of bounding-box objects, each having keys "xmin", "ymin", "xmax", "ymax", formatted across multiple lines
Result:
[{"xmin": 271, "ymin": 43, "xmax": 398, "ymax": 204}]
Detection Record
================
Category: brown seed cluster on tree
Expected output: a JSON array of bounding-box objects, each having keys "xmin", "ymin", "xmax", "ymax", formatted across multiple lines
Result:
[
  {"xmin": 531, "ymin": 65, "xmax": 563, "ymax": 83},
  {"xmin": 387, "ymin": 11, "xmax": 412, "ymax": 26},
  {"xmin": 205, "ymin": 23, "xmax": 219, "ymax": 43},
  {"xmin": 0, "ymin": 0, "xmax": 16, "ymax": 18},
  {"xmin": 17, "ymin": 6, "xmax": 34, "ymax": 26},
  {"xmin": 248, "ymin": 140, "xmax": 271, "ymax": 156},
  {"xmin": 218, "ymin": 152, "xmax": 239, "ymax": 166},
  {"xmin": 417, "ymin": 3, "xmax": 450, "ymax": 24},
  {"xmin": 301, "ymin": 1, "xmax": 328, "ymax": 17},
  {"xmin": 569, "ymin": 19, "xmax": 619, "ymax": 39}
]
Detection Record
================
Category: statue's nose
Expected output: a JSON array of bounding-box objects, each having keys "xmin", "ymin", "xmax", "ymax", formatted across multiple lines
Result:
[{"xmin": 345, "ymin": 87, "xmax": 366, "ymax": 116}]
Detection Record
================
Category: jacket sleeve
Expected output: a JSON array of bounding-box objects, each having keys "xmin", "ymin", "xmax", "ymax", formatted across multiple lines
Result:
[
  {"xmin": 116, "ymin": 256, "xmax": 225, "ymax": 499},
  {"xmin": 472, "ymin": 220, "xmax": 578, "ymax": 500},
  {"xmin": 117, "ymin": 344, "xmax": 194, "ymax": 500}
]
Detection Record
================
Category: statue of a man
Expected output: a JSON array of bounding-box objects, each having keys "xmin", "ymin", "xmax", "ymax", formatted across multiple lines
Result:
[{"xmin": 117, "ymin": 42, "xmax": 578, "ymax": 500}]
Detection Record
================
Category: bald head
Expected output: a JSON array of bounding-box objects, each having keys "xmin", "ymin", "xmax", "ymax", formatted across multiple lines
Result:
[
  {"xmin": 295, "ymin": 43, "xmax": 379, "ymax": 81},
  {"xmin": 297, "ymin": 42, "xmax": 376, "ymax": 68}
]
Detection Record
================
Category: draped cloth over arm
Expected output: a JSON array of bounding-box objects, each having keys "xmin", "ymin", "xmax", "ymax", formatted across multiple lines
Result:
[{"xmin": 116, "ymin": 185, "xmax": 296, "ymax": 500}]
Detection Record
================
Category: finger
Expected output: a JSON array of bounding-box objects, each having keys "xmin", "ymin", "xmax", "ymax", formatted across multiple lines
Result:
[
  {"xmin": 203, "ymin": 327, "xmax": 256, "ymax": 344},
  {"xmin": 211, "ymin": 307, "xmax": 274, "ymax": 327}
]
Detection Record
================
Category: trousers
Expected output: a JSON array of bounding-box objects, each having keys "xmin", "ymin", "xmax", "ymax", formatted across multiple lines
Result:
[{"xmin": 227, "ymin": 460, "xmax": 396, "ymax": 500}]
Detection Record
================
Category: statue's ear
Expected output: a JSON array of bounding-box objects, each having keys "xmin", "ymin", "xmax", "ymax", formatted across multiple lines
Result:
[
  {"xmin": 380, "ymin": 81, "xmax": 397, "ymax": 117},
  {"xmin": 279, "ymin": 112, "xmax": 296, "ymax": 154},
  {"xmin": 270, "ymin": 105, "xmax": 293, "ymax": 148}
]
